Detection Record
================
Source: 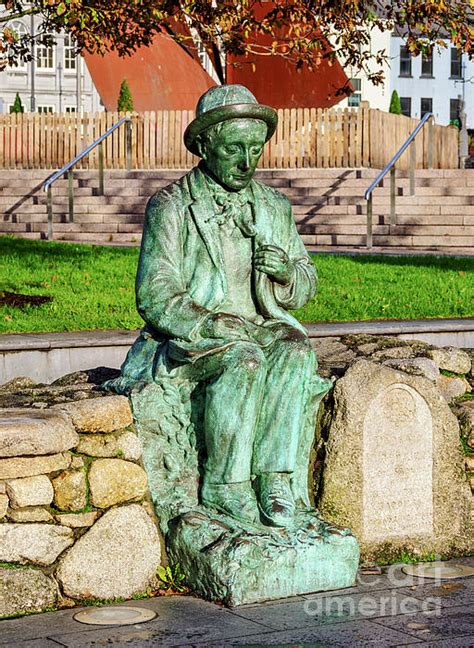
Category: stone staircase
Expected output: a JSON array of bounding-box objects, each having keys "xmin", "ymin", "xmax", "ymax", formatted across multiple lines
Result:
[{"xmin": 0, "ymin": 168, "xmax": 472, "ymax": 252}]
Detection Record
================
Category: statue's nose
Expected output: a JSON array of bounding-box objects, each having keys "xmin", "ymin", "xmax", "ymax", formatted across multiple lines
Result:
[{"xmin": 239, "ymin": 151, "xmax": 251, "ymax": 171}]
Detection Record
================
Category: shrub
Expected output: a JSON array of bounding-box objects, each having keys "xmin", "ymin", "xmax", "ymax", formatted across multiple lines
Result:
[
  {"xmin": 389, "ymin": 90, "xmax": 401, "ymax": 115},
  {"xmin": 117, "ymin": 79, "xmax": 134, "ymax": 112}
]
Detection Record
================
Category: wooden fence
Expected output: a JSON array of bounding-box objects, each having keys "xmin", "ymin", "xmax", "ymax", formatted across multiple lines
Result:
[{"xmin": 0, "ymin": 108, "xmax": 459, "ymax": 170}]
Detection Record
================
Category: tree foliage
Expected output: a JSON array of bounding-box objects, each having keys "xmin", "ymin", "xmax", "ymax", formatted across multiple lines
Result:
[
  {"xmin": 10, "ymin": 91, "xmax": 23, "ymax": 113},
  {"xmin": 117, "ymin": 79, "xmax": 134, "ymax": 112},
  {"xmin": 1, "ymin": 1, "xmax": 472, "ymax": 85},
  {"xmin": 389, "ymin": 90, "xmax": 401, "ymax": 115}
]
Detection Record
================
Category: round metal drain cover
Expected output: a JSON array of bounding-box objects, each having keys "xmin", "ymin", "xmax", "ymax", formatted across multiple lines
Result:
[
  {"xmin": 74, "ymin": 606, "xmax": 157, "ymax": 626},
  {"xmin": 402, "ymin": 562, "xmax": 474, "ymax": 580}
]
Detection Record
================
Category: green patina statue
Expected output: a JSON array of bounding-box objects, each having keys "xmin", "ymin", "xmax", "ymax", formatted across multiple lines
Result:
[{"xmin": 106, "ymin": 85, "xmax": 359, "ymax": 605}]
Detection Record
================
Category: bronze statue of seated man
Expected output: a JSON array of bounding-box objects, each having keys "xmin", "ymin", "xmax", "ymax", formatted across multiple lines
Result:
[{"xmin": 110, "ymin": 84, "xmax": 321, "ymax": 528}]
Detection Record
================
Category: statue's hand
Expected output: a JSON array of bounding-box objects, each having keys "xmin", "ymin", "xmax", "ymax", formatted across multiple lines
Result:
[
  {"xmin": 200, "ymin": 312, "xmax": 252, "ymax": 340},
  {"xmin": 254, "ymin": 245, "xmax": 295, "ymax": 285}
]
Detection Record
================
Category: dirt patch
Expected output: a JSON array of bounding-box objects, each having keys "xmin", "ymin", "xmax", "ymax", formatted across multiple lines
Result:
[{"xmin": 0, "ymin": 291, "xmax": 52, "ymax": 308}]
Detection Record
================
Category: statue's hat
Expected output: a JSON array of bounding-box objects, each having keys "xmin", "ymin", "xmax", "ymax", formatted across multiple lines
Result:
[{"xmin": 184, "ymin": 84, "xmax": 278, "ymax": 156}]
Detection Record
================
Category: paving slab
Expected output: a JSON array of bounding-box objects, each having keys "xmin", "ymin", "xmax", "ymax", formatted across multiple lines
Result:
[
  {"xmin": 199, "ymin": 619, "xmax": 424, "ymax": 647},
  {"xmin": 371, "ymin": 604, "xmax": 474, "ymax": 643},
  {"xmin": 229, "ymin": 591, "xmax": 436, "ymax": 631},
  {"xmin": 398, "ymin": 578, "xmax": 474, "ymax": 609}
]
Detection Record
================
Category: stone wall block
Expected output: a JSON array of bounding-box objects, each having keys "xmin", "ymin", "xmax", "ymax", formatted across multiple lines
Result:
[
  {"xmin": 54, "ymin": 396, "xmax": 132, "ymax": 433},
  {"xmin": 52, "ymin": 470, "xmax": 87, "ymax": 512},
  {"xmin": 56, "ymin": 504, "xmax": 161, "ymax": 600},
  {"xmin": 88, "ymin": 459, "xmax": 148, "ymax": 508},
  {"xmin": 7, "ymin": 507, "xmax": 54, "ymax": 523},
  {"xmin": 0, "ymin": 494, "xmax": 8, "ymax": 519},
  {"xmin": 0, "ymin": 409, "xmax": 78, "ymax": 457},
  {"xmin": 429, "ymin": 347, "xmax": 472, "ymax": 374},
  {"xmin": 55, "ymin": 512, "xmax": 99, "ymax": 528},
  {"xmin": 76, "ymin": 430, "xmax": 142, "ymax": 461},
  {"xmin": 6, "ymin": 475, "xmax": 54, "ymax": 508},
  {"xmin": 382, "ymin": 358, "xmax": 440, "ymax": 382},
  {"xmin": 0, "ymin": 524, "xmax": 74, "ymax": 565},
  {"xmin": 436, "ymin": 375, "xmax": 470, "ymax": 402},
  {"xmin": 0, "ymin": 453, "xmax": 72, "ymax": 480},
  {"xmin": 0, "ymin": 567, "xmax": 58, "ymax": 618}
]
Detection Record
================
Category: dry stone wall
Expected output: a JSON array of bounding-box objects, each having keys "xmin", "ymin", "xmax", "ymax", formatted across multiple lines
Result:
[{"xmin": 0, "ymin": 372, "xmax": 162, "ymax": 619}]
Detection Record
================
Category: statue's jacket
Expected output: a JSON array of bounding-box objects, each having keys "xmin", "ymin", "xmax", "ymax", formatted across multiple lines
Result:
[{"xmin": 118, "ymin": 165, "xmax": 317, "ymax": 387}]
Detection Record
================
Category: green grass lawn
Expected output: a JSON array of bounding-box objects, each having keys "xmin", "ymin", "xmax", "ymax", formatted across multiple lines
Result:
[{"xmin": 0, "ymin": 236, "xmax": 472, "ymax": 334}]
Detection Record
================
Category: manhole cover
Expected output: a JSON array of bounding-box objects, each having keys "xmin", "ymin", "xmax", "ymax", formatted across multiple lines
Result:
[
  {"xmin": 402, "ymin": 562, "xmax": 474, "ymax": 580},
  {"xmin": 74, "ymin": 606, "xmax": 157, "ymax": 626}
]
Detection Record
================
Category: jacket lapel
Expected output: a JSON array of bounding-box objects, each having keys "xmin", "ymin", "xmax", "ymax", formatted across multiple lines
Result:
[{"xmin": 187, "ymin": 167, "xmax": 227, "ymax": 293}]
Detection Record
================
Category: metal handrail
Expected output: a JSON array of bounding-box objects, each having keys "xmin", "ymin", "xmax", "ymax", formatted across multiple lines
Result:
[
  {"xmin": 364, "ymin": 112, "xmax": 434, "ymax": 249},
  {"xmin": 42, "ymin": 115, "xmax": 133, "ymax": 240}
]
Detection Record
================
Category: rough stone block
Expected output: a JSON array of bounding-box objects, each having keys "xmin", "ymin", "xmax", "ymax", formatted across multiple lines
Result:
[
  {"xmin": 168, "ymin": 508, "xmax": 359, "ymax": 606},
  {"xmin": 6, "ymin": 475, "xmax": 54, "ymax": 508},
  {"xmin": 76, "ymin": 430, "xmax": 142, "ymax": 460},
  {"xmin": 0, "ymin": 567, "xmax": 58, "ymax": 618},
  {"xmin": 429, "ymin": 347, "xmax": 472, "ymax": 375},
  {"xmin": 318, "ymin": 359, "xmax": 472, "ymax": 562},
  {"xmin": 88, "ymin": 458, "xmax": 147, "ymax": 508},
  {"xmin": 0, "ymin": 493, "xmax": 8, "ymax": 518},
  {"xmin": 382, "ymin": 358, "xmax": 439, "ymax": 382},
  {"xmin": 0, "ymin": 409, "xmax": 78, "ymax": 457},
  {"xmin": 0, "ymin": 523, "xmax": 74, "ymax": 565},
  {"xmin": 54, "ymin": 396, "xmax": 132, "ymax": 433},
  {"xmin": 0, "ymin": 453, "xmax": 72, "ymax": 480},
  {"xmin": 7, "ymin": 506, "xmax": 53, "ymax": 523},
  {"xmin": 55, "ymin": 512, "xmax": 99, "ymax": 528},
  {"xmin": 52, "ymin": 470, "xmax": 87, "ymax": 512},
  {"xmin": 436, "ymin": 374, "xmax": 470, "ymax": 402},
  {"xmin": 56, "ymin": 504, "xmax": 161, "ymax": 599}
]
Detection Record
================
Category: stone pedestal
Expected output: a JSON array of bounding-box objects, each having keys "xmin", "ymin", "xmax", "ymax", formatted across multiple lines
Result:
[{"xmin": 168, "ymin": 507, "xmax": 359, "ymax": 606}]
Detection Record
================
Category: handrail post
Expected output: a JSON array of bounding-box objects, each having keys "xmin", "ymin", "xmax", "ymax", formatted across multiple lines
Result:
[
  {"xmin": 98, "ymin": 142, "xmax": 104, "ymax": 196},
  {"xmin": 47, "ymin": 185, "xmax": 53, "ymax": 240},
  {"xmin": 427, "ymin": 117, "xmax": 433, "ymax": 169},
  {"xmin": 366, "ymin": 194, "xmax": 373, "ymax": 249},
  {"xmin": 390, "ymin": 166, "xmax": 396, "ymax": 227},
  {"xmin": 409, "ymin": 141, "xmax": 416, "ymax": 196},
  {"xmin": 126, "ymin": 119, "xmax": 132, "ymax": 171},
  {"xmin": 68, "ymin": 170, "xmax": 74, "ymax": 222}
]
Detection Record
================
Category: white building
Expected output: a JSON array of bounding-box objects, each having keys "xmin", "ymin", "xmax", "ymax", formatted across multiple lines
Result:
[
  {"xmin": 0, "ymin": 13, "xmax": 103, "ymax": 114},
  {"xmin": 390, "ymin": 35, "xmax": 473, "ymax": 129}
]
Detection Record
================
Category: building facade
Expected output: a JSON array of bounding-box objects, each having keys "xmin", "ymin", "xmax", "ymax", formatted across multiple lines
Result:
[
  {"xmin": 0, "ymin": 14, "xmax": 102, "ymax": 114},
  {"xmin": 390, "ymin": 36, "xmax": 473, "ymax": 129}
]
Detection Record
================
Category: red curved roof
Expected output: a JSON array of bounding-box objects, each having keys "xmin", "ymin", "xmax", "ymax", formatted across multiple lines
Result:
[{"xmin": 84, "ymin": 32, "xmax": 215, "ymax": 111}]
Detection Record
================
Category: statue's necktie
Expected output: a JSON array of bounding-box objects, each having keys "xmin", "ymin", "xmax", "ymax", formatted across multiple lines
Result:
[{"xmin": 208, "ymin": 185, "xmax": 257, "ymax": 237}]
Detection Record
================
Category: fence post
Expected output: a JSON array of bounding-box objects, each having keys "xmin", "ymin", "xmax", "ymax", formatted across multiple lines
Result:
[
  {"xmin": 47, "ymin": 185, "xmax": 53, "ymax": 240},
  {"xmin": 427, "ymin": 117, "xmax": 433, "ymax": 169},
  {"xmin": 366, "ymin": 194, "xmax": 373, "ymax": 249},
  {"xmin": 390, "ymin": 166, "xmax": 396, "ymax": 226},
  {"xmin": 68, "ymin": 170, "xmax": 74, "ymax": 222},
  {"xmin": 409, "ymin": 141, "xmax": 416, "ymax": 195},
  {"xmin": 126, "ymin": 119, "xmax": 132, "ymax": 171},
  {"xmin": 98, "ymin": 142, "xmax": 104, "ymax": 195}
]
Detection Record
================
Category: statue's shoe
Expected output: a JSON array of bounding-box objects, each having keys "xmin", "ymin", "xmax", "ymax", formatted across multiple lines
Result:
[
  {"xmin": 201, "ymin": 481, "xmax": 260, "ymax": 525},
  {"xmin": 255, "ymin": 472, "xmax": 295, "ymax": 528}
]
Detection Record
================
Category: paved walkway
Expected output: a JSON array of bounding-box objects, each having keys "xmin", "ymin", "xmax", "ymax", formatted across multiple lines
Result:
[{"xmin": 1, "ymin": 560, "xmax": 473, "ymax": 647}]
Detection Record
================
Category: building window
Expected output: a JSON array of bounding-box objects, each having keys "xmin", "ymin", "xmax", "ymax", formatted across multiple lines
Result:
[
  {"xmin": 400, "ymin": 97, "xmax": 411, "ymax": 117},
  {"xmin": 420, "ymin": 98, "xmax": 432, "ymax": 118},
  {"xmin": 63, "ymin": 34, "xmax": 76, "ymax": 70},
  {"xmin": 36, "ymin": 42, "xmax": 54, "ymax": 69},
  {"xmin": 348, "ymin": 78, "xmax": 362, "ymax": 107},
  {"xmin": 6, "ymin": 20, "xmax": 28, "ymax": 70},
  {"xmin": 449, "ymin": 98, "xmax": 460, "ymax": 124},
  {"xmin": 37, "ymin": 105, "xmax": 54, "ymax": 113},
  {"xmin": 65, "ymin": 106, "xmax": 76, "ymax": 113},
  {"xmin": 399, "ymin": 46, "xmax": 412, "ymax": 77},
  {"xmin": 421, "ymin": 52, "xmax": 433, "ymax": 77},
  {"xmin": 450, "ymin": 48, "xmax": 462, "ymax": 78}
]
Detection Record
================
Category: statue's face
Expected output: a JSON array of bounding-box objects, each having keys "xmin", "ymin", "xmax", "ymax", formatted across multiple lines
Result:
[{"xmin": 199, "ymin": 119, "xmax": 267, "ymax": 191}]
